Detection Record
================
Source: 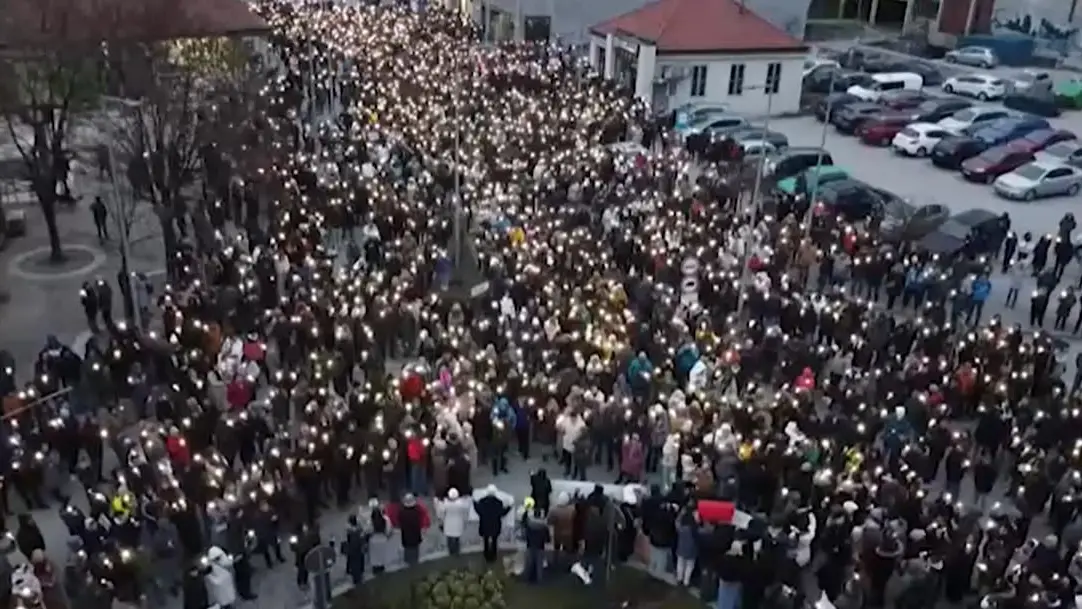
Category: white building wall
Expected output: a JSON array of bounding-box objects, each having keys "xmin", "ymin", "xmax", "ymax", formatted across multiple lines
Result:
[{"xmin": 660, "ymin": 53, "xmax": 805, "ymax": 117}]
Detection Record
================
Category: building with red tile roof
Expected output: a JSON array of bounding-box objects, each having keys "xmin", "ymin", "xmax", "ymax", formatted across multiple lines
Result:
[{"xmin": 586, "ymin": 0, "xmax": 808, "ymax": 117}]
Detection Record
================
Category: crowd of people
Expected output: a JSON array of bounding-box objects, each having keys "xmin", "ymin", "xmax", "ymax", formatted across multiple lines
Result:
[{"xmin": 6, "ymin": 2, "xmax": 1082, "ymax": 609}]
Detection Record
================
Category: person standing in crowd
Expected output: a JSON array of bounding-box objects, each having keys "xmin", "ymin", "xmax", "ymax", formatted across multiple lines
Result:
[
  {"xmin": 342, "ymin": 514, "xmax": 368, "ymax": 587},
  {"xmin": 475, "ymin": 485, "xmax": 510, "ymax": 564},
  {"xmin": 435, "ymin": 488, "xmax": 470, "ymax": 556},
  {"xmin": 91, "ymin": 196, "xmax": 109, "ymax": 243},
  {"xmin": 390, "ymin": 493, "xmax": 429, "ymax": 566},
  {"xmin": 522, "ymin": 504, "xmax": 550, "ymax": 583}
]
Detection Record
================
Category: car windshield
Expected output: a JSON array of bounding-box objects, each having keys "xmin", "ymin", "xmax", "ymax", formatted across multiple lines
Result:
[
  {"xmin": 963, "ymin": 47, "xmax": 987, "ymax": 56},
  {"xmin": 850, "ymin": 75, "xmax": 874, "ymax": 87},
  {"xmin": 690, "ymin": 108, "xmax": 726, "ymax": 121},
  {"xmin": 951, "ymin": 109, "xmax": 977, "ymax": 122},
  {"xmin": 1043, "ymin": 142, "xmax": 1076, "ymax": 158},
  {"xmin": 899, "ymin": 127, "xmax": 919, "ymax": 138},
  {"xmin": 1013, "ymin": 163, "xmax": 1047, "ymax": 180}
]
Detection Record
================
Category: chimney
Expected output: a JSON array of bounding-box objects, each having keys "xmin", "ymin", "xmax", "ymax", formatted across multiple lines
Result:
[{"xmin": 738, "ymin": 0, "xmax": 746, "ymax": 13}]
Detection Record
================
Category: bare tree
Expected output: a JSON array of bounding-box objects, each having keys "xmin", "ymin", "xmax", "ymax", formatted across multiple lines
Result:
[
  {"xmin": 0, "ymin": 0, "xmax": 107, "ymax": 262},
  {"xmin": 101, "ymin": 36, "xmax": 254, "ymax": 277}
]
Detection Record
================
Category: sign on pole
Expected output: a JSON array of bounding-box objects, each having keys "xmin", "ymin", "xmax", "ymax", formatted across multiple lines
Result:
[{"xmin": 305, "ymin": 544, "xmax": 337, "ymax": 609}]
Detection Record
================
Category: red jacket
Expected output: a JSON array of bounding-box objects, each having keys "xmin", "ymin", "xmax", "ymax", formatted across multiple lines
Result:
[
  {"xmin": 399, "ymin": 374, "xmax": 424, "ymax": 401},
  {"xmin": 406, "ymin": 437, "xmax": 425, "ymax": 463},
  {"xmin": 385, "ymin": 501, "xmax": 430, "ymax": 530},
  {"xmin": 166, "ymin": 435, "xmax": 191, "ymax": 467}
]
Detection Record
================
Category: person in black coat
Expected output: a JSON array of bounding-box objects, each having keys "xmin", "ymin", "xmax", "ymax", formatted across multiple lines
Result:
[
  {"xmin": 529, "ymin": 469, "xmax": 552, "ymax": 515},
  {"xmin": 15, "ymin": 514, "xmax": 45, "ymax": 558},
  {"xmin": 397, "ymin": 493, "xmax": 428, "ymax": 566},
  {"xmin": 474, "ymin": 485, "xmax": 510, "ymax": 563}
]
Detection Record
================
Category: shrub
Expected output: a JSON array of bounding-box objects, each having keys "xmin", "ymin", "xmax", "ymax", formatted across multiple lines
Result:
[{"xmin": 415, "ymin": 569, "xmax": 506, "ymax": 609}]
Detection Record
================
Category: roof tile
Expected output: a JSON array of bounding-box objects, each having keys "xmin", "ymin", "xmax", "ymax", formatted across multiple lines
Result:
[{"xmin": 590, "ymin": 0, "xmax": 805, "ymax": 54}]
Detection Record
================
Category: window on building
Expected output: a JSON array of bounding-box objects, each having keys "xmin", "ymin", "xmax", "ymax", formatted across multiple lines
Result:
[
  {"xmin": 728, "ymin": 63, "xmax": 745, "ymax": 95},
  {"xmin": 765, "ymin": 62, "xmax": 782, "ymax": 94},
  {"xmin": 523, "ymin": 16, "xmax": 551, "ymax": 42},
  {"xmin": 690, "ymin": 65, "xmax": 708, "ymax": 97}
]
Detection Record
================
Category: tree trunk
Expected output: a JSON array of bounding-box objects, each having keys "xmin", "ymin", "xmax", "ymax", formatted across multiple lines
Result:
[
  {"xmin": 36, "ymin": 182, "xmax": 64, "ymax": 262},
  {"xmin": 155, "ymin": 204, "xmax": 178, "ymax": 279}
]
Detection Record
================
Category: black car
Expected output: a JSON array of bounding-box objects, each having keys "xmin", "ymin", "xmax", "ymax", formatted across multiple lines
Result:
[
  {"xmin": 814, "ymin": 93, "xmax": 861, "ymax": 122},
  {"xmin": 930, "ymin": 135, "xmax": 991, "ymax": 169},
  {"xmin": 804, "ymin": 67, "xmax": 854, "ymax": 94},
  {"xmin": 910, "ymin": 98, "xmax": 973, "ymax": 123},
  {"xmin": 916, "ymin": 208, "xmax": 1006, "ymax": 259},
  {"xmin": 831, "ymin": 102, "xmax": 883, "ymax": 134},
  {"xmin": 894, "ymin": 60, "xmax": 944, "ymax": 86},
  {"xmin": 815, "ymin": 179, "xmax": 886, "ymax": 220}
]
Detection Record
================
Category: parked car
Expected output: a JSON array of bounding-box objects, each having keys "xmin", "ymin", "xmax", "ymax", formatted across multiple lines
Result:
[
  {"xmin": 994, "ymin": 162, "xmax": 1082, "ymax": 200},
  {"xmin": 960, "ymin": 145, "xmax": 1035, "ymax": 183},
  {"xmin": 803, "ymin": 57, "xmax": 840, "ymax": 78},
  {"xmin": 832, "ymin": 102, "xmax": 884, "ymax": 133},
  {"xmin": 1003, "ymin": 94, "xmax": 1062, "ymax": 118},
  {"xmin": 775, "ymin": 165, "xmax": 850, "ymax": 199},
  {"xmin": 814, "ymin": 179, "xmax": 887, "ymax": 220},
  {"xmin": 931, "ymin": 135, "xmax": 991, "ymax": 169},
  {"xmin": 1035, "ymin": 140, "xmax": 1082, "ymax": 168},
  {"xmin": 677, "ymin": 113, "xmax": 748, "ymax": 137},
  {"xmin": 764, "ymin": 147, "xmax": 834, "ymax": 180},
  {"xmin": 942, "ymin": 74, "xmax": 1008, "ymax": 100},
  {"xmin": 857, "ymin": 114, "xmax": 912, "ymax": 146},
  {"xmin": 847, "ymin": 72, "xmax": 923, "ymax": 102},
  {"xmin": 909, "ymin": 98, "xmax": 973, "ymax": 123},
  {"xmin": 944, "ymin": 46, "xmax": 998, "ymax": 68},
  {"xmin": 729, "ymin": 127, "xmax": 789, "ymax": 149},
  {"xmin": 1055, "ymin": 79, "xmax": 1082, "ymax": 109},
  {"xmin": 968, "ymin": 117, "xmax": 1050, "ymax": 147},
  {"xmin": 879, "ymin": 90, "xmax": 930, "ymax": 111},
  {"xmin": 937, "ymin": 106, "xmax": 1011, "ymax": 133},
  {"xmin": 880, "ymin": 202, "xmax": 952, "ymax": 242},
  {"xmin": 916, "ymin": 208, "xmax": 1005, "ymax": 258},
  {"xmin": 1007, "ymin": 128, "xmax": 1076, "ymax": 154},
  {"xmin": 804, "ymin": 66, "xmax": 850, "ymax": 93},
  {"xmin": 893, "ymin": 122, "xmax": 954, "ymax": 157},
  {"xmin": 669, "ymin": 102, "xmax": 730, "ymax": 125},
  {"xmin": 895, "ymin": 60, "xmax": 944, "ymax": 87},
  {"xmin": 814, "ymin": 93, "xmax": 861, "ymax": 122},
  {"xmin": 1008, "ymin": 69, "xmax": 1053, "ymax": 96}
]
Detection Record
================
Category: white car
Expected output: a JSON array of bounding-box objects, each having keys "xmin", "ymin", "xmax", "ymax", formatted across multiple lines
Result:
[
  {"xmin": 994, "ymin": 162, "xmax": 1082, "ymax": 201},
  {"xmin": 942, "ymin": 74, "xmax": 1007, "ymax": 100},
  {"xmin": 937, "ymin": 106, "xmax": 1010, "ymax": 134},
  {"xmin": 892, "ymin": 122, "xmax": 953, "ymax": 157}
]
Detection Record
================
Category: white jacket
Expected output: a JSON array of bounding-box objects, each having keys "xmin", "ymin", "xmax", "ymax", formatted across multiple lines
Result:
[
  {"xmin": 205, "ymin": 558, "xmax": 237, "ymax": 608},
  {"xmin": 558, "ymin": 415, "xmax": 585, "ymax": 453},
  {"xmin": 437, "ymin": 496, "xmax": 472, "ymax": 538}
]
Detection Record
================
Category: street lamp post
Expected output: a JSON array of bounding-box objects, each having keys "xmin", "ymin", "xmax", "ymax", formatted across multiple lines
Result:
[{"xmin": 803, "ymin": 69, "xmax": 840, "ymax": 235}]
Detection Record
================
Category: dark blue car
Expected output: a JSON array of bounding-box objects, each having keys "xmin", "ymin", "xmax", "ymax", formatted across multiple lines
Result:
[{"xmin": 969, "ymin": 117, "xmax": 1050, "ymax": 147}]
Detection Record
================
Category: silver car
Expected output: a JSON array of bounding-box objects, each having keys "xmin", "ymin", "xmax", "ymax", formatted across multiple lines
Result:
[
  {"xmin": 994, "ymin": 161, "xmax": 1082, "ymax": 201},
  {"xmin": 1035, "ymin": 141, "xmax": 1082, "ymax": 168},
  {"xmin": 945, "ymin": 46, "xmax": 998, "ymax": 69}
]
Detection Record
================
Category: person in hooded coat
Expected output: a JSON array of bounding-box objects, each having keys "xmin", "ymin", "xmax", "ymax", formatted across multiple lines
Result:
[
  {"xmin": 436, "ymin": 488, "xmax": 471, "ymax": 555},
  {"xmin": 475, "ymin": 485, "xmax": 511, "ymax": 563},
  {"xmin": 548, "ymin": 492, "xmax": 577, "ymax": 565},
  {"xmin": 367, "ymin": 500, "xmax": 393, "ymax": 575},
  {"xmin": 203, "ymin": 546, "xmax": 236, "ymax": 609}
]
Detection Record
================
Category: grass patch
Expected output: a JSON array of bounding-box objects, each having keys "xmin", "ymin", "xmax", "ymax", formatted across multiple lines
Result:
[{"xmin": 336, "ymin": 555, "xmax": 703, "ymax": 609}]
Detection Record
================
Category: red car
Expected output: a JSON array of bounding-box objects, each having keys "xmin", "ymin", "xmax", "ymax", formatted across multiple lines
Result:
[
  {"xmin": 857, "ymin": 115, "xmax": 911, "ymax": 146},
  {"xmin": 1007, "ymin": 128, "xmax": 1076, "ymax": 154},
  {"xmin": 960, "ymin": 145, "xmax": 1034, "ymax": 183},
  {"xmin": 878, "ymin": 90, "xmax": 929, "ymax": 111}
]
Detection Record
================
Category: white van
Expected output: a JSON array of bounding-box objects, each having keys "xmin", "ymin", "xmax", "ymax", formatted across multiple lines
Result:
[{"xmin": 847, "ymin": 72, "xmax": 924, "ymax": 102}]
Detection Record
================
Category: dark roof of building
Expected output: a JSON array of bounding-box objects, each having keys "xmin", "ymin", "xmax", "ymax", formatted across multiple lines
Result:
[
  {"xmin": 0, "ymin": 0, "xmax": 268, "ymax": 49},
  {"xmin": 589, "ymin": 0, "xmax": 806, "ymax": 54}
]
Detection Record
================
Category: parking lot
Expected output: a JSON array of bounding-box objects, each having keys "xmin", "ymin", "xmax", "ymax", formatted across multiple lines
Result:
[{"xmin": 766, "ymin": 113, "xmax": 1082, "ymax": 236}]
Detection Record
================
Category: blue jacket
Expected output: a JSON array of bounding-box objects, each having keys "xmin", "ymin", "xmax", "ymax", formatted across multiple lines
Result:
[
  {"xmin": 674, "ymin": 344, "xmax": 700, "ymax": 382},
  {"xmin": 904, "ymin": 268, "xmax": 923, "ymax": 290},
  {"xmin": 627, "ymin": 356, "xmax": 654, "ymax": 388},
  {"xmin": 971, "ymin": 278, "xmax": 991, "ymax": 302},
  {"xmin": 492, "ymin": 397, "xmax": 517, "ymax": 429}
]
